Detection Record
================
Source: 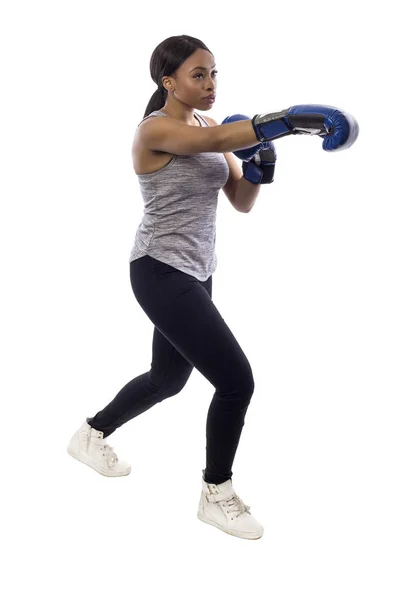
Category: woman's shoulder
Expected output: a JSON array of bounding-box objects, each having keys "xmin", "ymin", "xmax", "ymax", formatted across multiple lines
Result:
[{"xmin": 199, "ymin": 114, "xmax": 218, "ymax": 127}]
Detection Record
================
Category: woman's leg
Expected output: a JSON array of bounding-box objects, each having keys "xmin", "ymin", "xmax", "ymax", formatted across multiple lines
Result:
[
  {"xmin": 87, "ymin": 256, "xmax": 197, "ymax": 438},
  {"xmin": 131, "ymin": 255, "xmax": 255, "ymax": 485},
  {"xmin": 87, "ymin": 324, "xmax": 194, "ymax": 438},
  {"xmin": 89, "ymin": 254, "xmax": 254, "ymax": 485}
]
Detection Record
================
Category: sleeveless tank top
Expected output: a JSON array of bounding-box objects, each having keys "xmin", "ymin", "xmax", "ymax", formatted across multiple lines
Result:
[{"xmin": 129, "ymin": 109, "xmax": 229, "ymax": 281}]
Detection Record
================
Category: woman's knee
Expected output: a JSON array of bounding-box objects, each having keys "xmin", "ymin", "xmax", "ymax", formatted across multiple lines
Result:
[
  {"xmin": 238, "ymin": 374, "xmax": 255, "ymax": 403},
  {"xmin": 245, "ymin": 373, "xmax": 255, "ymax": 398},
  {"xmin": 150, "ymin": 366, "xmax": 193, "ymax": 399},
  {"xmin": 218, "ymin": 370, "xmax": 255, "ymax": 404}
]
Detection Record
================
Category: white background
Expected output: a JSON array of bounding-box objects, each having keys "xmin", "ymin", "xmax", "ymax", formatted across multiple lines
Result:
[{"xmin": 1, "ymin": 1, "xmax": 399, "ymax": 598}]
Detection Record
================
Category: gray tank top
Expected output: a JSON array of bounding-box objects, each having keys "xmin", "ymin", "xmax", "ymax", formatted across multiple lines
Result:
[{"xmin": 129, "ymin": 110, "xmax": 229, "ymax": 281}]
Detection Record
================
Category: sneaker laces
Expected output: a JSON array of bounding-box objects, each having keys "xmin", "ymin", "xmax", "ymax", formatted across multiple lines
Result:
[
  {"xmin": 224, "ymin": 493, "xmax": 251, "ymax": 518},
  {"xmin": 99, "ymin": 443, "xmax": 118, "ymax": 468},
  {"xmin": 83, "ymin": 426, "xmax": 119, "ymax": 468}
]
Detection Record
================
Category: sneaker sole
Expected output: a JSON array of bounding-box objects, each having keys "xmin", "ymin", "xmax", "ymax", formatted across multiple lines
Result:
[
  {"xmin": 197, "ymin": 511, "xmax": 263, "ymax": 540},
  {"xmin": 67, "ymin": 446, "xmax": 131, "ymax": 477}
]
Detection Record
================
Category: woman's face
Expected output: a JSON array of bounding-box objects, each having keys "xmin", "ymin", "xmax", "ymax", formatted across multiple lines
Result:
[{"xmin": 167, "ymin": 49, "xmax": 218, "ymax": 108}]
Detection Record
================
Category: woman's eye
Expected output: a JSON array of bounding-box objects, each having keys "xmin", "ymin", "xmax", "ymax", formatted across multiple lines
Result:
[{"xmin": 194, "ymin": 71, "xmax": 218, "ymax": 79}]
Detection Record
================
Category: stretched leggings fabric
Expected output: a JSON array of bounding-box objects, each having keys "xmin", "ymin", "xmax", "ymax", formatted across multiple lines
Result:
[{"xmin": 87, "ymin": 254, "xmax": 255, "ymax": 485}]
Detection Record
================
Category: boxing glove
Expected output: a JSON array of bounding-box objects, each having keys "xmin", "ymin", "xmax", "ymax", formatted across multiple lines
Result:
[
  {"xmin": 252, "ymin": 104, "xmax": 359, "ymax": 151},
  {"xmin": 222, "ymin": 114, "xmax": 277, "ymax": 184}
]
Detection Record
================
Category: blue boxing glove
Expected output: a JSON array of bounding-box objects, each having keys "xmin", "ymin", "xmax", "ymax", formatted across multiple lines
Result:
[
  {"xmin": 222, "ymin": 114, "xmax": 277, "ymax": 184},
  {"xmin": 251, "ymin": 104, "xmax": 359, "ymax": 151}
]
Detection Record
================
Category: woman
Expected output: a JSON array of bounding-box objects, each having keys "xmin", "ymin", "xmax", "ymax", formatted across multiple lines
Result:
[
  {"xmin": 67, "ymin": 33, "xmax": 264, "ymax": 541},
  {"xmin": 67, "ymin": 34, "xmax": 357, "ymax": 541}
]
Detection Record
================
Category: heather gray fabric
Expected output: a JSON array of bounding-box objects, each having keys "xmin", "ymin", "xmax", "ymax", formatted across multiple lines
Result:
[{"xmin": 129, "ymin": 110, "xmax": 229, "ymax": 281}]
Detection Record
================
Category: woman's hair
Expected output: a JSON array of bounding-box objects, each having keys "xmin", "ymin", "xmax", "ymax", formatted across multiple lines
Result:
[{"xmin": 143, "ymin": 35, "xmax": 213, "ymax": 118}]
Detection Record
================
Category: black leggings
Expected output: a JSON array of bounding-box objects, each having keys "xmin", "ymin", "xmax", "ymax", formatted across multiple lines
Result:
[{"xmin": 87, "ymin": 254, "xmax": 255, "ymax": 485}]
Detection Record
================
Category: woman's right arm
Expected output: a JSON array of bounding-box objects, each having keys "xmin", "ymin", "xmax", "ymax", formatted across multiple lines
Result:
[
  {"xmin": 136, "ymin": 104, "xmax": 359, "ymax": 156},
  {"xmin": 136, "ymin": 116, "xmax": 260, "ymax": 155}
]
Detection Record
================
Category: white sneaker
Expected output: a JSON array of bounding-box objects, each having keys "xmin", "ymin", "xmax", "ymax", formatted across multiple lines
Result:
[
  {"xmin": 67, "ymin": 419, "xmax": 131, "ymax": 477},
  {"xmin": 197, "ymin": 470, "xmax": 264, "ymax": 540}
]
